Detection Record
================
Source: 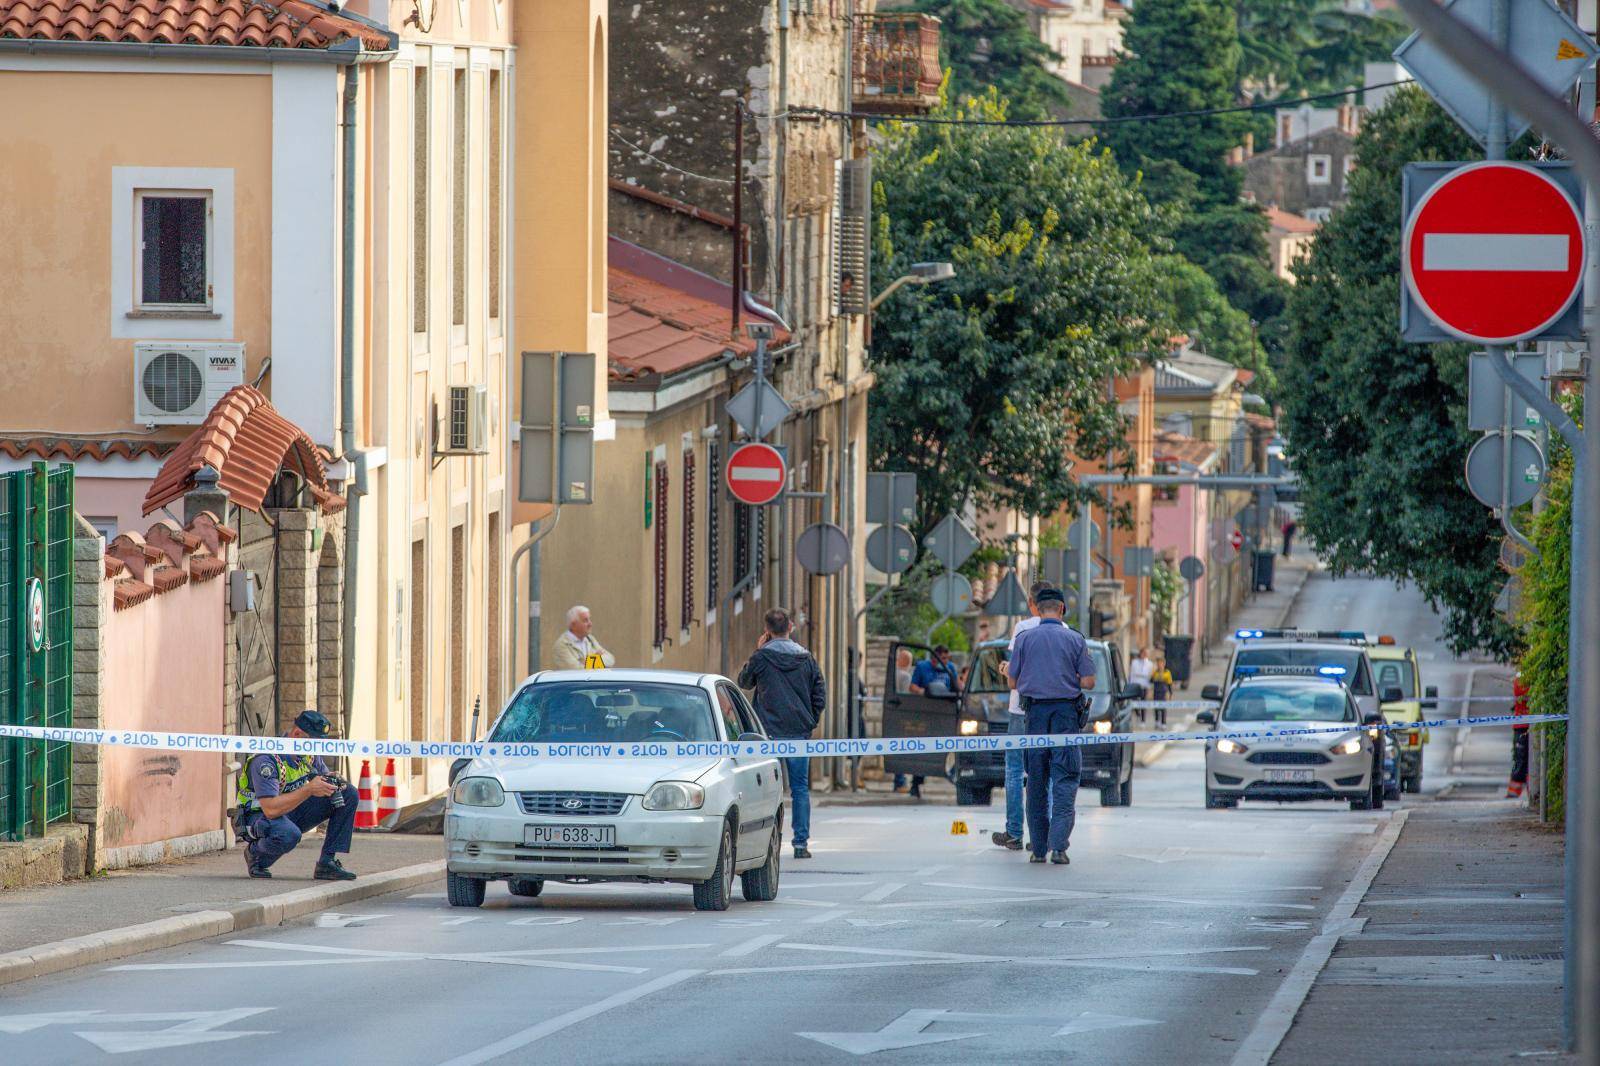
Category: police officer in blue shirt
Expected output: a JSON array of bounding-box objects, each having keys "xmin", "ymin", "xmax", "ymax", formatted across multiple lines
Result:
[
  {"xmin": 236, "ymin": 710, "xmax": 359, "ymax": 880},
  {"xmin": 1006, "ymin": 588, "xmax": 1096, "ymax": 865}
]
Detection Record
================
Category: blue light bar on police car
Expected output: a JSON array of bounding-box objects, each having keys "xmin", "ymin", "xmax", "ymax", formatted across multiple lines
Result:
[
  {"xmin": 1318, "ymin": 665, "xmax": 1349, "ymax": 676},
  {"xmin": 1235, "ymin": 629, "xmax": 1265, "ymax": 640}
]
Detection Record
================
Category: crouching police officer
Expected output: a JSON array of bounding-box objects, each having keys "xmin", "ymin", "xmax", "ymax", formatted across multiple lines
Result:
[{"xmin": 235, "ymin": 710, "xmax": 360, "ymax": 880}]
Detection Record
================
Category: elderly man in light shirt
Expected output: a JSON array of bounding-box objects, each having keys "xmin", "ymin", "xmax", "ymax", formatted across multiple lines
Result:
[
  {"xmin": 992, "ymin": 580, "xmax": 1053, "ymax": 851},
  {"xmin": 552, "ymin": 605, "xmax": 616, "ymax": 670}
]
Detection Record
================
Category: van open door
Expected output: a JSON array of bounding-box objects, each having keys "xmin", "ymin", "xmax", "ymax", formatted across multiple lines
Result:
[{"xmin": 881, "ymin": 640, "xmax": 961, "ymax": 778}]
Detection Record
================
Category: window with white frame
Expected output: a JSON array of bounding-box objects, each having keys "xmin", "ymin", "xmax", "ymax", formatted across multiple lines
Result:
[
  {"xmin": 136, "ymin": 191, "xmax": 211, "ymax": 310},
  {"xmin": 1307, "ymin": 154, "xmax": 1332, "ymax": 185}
]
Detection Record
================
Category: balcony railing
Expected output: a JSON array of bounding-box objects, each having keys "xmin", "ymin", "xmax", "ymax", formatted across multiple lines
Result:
[{"xmin": 852, "ymin": 13, "xmax": 942, "ymax": 114}]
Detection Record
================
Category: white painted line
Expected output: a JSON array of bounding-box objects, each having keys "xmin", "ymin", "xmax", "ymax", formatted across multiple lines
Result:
[
  {"xmin": 1422, "ymin": 233, "xmax": 1569, "ymax": 272},
  {"xmin": 912, "ymin": 865, "xmax": 948, "ymax": 877},
  {"xmin": 508, "ymin": 916, "xmax": 583, "ymax": 926},
  {"xmin": 441, "ymin": 916, "xmax": 481, "ymax": 926},
  {"xmin": 434, "ymin": 969, "xmax": 704, "ymax": 1066},
  {"xmin": 223, "ymin": 939, "xmax": 650, "ymax": 974},
  {"xmin": 112, "ymin": 958, "xmax": 384, "ymax": 971},
  {"xmin": 858, "ymin": 882, "xmax": 906, "ymax": 903},
  {"xmin": 719, "ymin": 934, "xmax": 785, "ymax": 958},
  {"xmin": 1230, "ymin": 810, "xmax": 1408, "ymax": 1066},
  {"xmin": 803, "ymin": 909, "xmax": 848, "ymax": 924}
]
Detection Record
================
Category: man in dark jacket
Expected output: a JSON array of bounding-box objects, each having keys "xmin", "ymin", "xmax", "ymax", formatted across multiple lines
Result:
[{"xmin": 738, "ymin": 608, "xmax": 826, "ymax": 858}]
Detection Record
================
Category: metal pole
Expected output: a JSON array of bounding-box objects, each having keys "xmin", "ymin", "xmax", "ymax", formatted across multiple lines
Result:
[
  {"xmin": 732, "ymin": 101, "xmax": 743, "ymax": 334},
  {"xmin": 1076, "ymin": 497, "xmax": 1092, "ymax": 634}
]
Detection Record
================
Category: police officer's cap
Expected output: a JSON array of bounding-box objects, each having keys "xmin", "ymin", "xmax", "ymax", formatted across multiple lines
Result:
[
  {"xmin": 294, "ymin": 710, "xmax": 331, "ymax": 738},
  {"xmin": 1035, "ymin": 587, "xmax": 1066, "ymax": 607}
]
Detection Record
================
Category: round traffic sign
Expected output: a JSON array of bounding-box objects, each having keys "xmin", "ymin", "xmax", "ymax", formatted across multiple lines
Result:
[
  {"xmin": 796, "ymin": 522, "xmax": 850, "ymax": 575},
  {"xmin": 1403, "ymin": 162, "xmax": 1585, "ymax": 344},
  {"xmin": 725, "ymin": 442, "xmax": 786, "ymax": 506},
  {"xmin": 1229, "ymin": 530, "xmax": 1244, "ymax": 552},
  {"xmin": 25, "ymin": 577, "xmax": 44, "ymax": 653},
  {"xmin": 930, "ymin": 573, "xmax": 973, "ymax": 617},
  {"xmin": 865, "ymin": 524, "xmax": 917, "ymax": 575},
  {"xmin": 1178, "ymin": 555, "xmax": 1205, "ymax": 583},
  {"xmin": 1465, "ymin": 432, "xmax": 1545, "ymax": 509}
]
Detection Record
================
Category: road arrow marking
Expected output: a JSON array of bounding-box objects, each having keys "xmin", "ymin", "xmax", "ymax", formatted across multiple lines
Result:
[
  {"xmin": 0, "ymin": 1009, "xmax": 274, "ymax": 1053},
  {"xmin": 1052, "ymin": 1011, "xmax": 1161, "ymax": 1037},
  {"xmin": 313, "ymin": 912, "xmax": 390, "ymax": 928},
  {"xmin": 0, "ymin": 1011, "xmax": 105, "ymax": 1034},
  {"xmin": 75, "ymin": 1029, "xmax": 270, "ymax": 1054},
  {"xmin": 797, "ymin": 1010, "xmax": 985, "ymax": 1056}
]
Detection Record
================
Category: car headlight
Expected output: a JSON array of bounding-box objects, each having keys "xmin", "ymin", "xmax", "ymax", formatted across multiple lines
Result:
[
  {"xmin": 1331, "ymin": 736, "xmax": 1364, "ymax": 756},
  {"xmin": 642, "ymin": 781, "xmax": 705, "ymax": 811},
  {"xmin": 1092, "ymin": 720, "xmax": 1113, "ymax": 735},
  {"xmin": 451, "ymin": 776, "xmax": 505, "ymax": 807},
  {"xmin": 1216, "ymin": 738, "xmax": 1248, "ymax": 755},
  {"xmin": 959, "ymin": 719, "xmax": 980, "ymax": 735}
]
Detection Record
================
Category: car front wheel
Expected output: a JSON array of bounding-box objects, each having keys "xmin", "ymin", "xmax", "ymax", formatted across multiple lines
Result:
[
  {"xmin": 693, "ymin": 821, "xmax": 735, "ymax": 911},
  {"xmin": 740, "ymin": 817, "xmax": 782, "ymax": 902},
  {"xmin": 508, "ymin": 877, "xmax": 544, "ymax": 898},
  {"xmin": 1205, "ymin": 790, "xmax": 1237, "ymax": 810},
  {"xmin": 446, "ymin": 871, "xmax": 485, "ymax": 908}
]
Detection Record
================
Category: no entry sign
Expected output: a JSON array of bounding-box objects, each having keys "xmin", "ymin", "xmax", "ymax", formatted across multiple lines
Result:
[
  {"xmin": 725, "ymin": 442, "xmax": 786, "ymax": 505},
  {"xmin": 1402, "ymin": 161, "xmax": 1585, "ymax": 344}
]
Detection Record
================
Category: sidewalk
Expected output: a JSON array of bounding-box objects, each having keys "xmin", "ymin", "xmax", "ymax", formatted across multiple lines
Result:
[
  {"xmin": 1132, "ymin": 550, "xmax": 1318, "ymax": 766},
  {"xmin": 1270, "ymin": 801, "xmax": 1567, "ymax": 1064},
  {"xmin": 0, "ymin": 833, "xmax": 442, "ymax": 987}
]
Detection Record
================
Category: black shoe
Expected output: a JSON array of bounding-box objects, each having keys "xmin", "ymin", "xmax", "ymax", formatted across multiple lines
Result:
[
  {"xmin": 793, "ymin": 846, "xmax": 812, "ymax": 859},
  {"xmin": 991, "ymin": 832, "xmax": 1023, "ymax": 851},
  {"xmin": 314, "ymin": 858, "xmax": 358, "ymax": 881},
  {"xmin": 243, "ymin": 845, "xmax": 271, "ymax": 879},
  {"xmin": 909, "ymin": 785, "xmax": 922, "ymax": 798},
  {"xmin": 1029, "ymin": 853, "xmax": 1046, "ymax": 864},
  {"xmin": 1050, "ymin": 850, "xmax": 1070, "ymax": 865}
]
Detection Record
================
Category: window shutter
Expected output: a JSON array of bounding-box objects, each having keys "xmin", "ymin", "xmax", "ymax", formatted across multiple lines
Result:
[
  {"xmin": 682, "ymin": 446, "xmax": 696, "ymax": 632},
  {"xmin": 654, "ymin": 459, "xmax": 669, "ymax": 648}
]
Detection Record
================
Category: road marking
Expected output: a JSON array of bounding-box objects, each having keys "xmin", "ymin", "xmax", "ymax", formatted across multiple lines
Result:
[
  {"xmin": 0, "ymin": 1009, "xmax": 272, "ymax": 1052},
  {"xmin": 112, "ymin": 958, "xmax": 383, "ymax": 971},
  {"xmin": 313, "ymin": 912, "xmax": 390, "ymax": 928},
  {"xmin": 1360, "ymin": 896, "xmax": 1563, "ymax": 906},
  {"xmin": 912, "ymin": 865, "xmax": 948, "ymax": 876},
  {"xmin": 606, "ymin": 916, "xmax": 688, "ymax": 926},
  {"xmin": 803, "ymin": 909, "xmax": 848, "ymax": 924},
  {"xmin": 441, "ymin": 916, "xmax": 481, "ymax": 926},
  {"xmin": 1042, "ymin": 920, "xmax": 1110, "ymax": 929},
  {"xmin": 434, "ymin": 969, "xmax": 704, "ymax": 1066},
  {"xmin": 221, "ymin": 939, "xmax": 651, "ymax": 974},
  {"xmin": 953, "ymin": 919, "xmax": 1007, "ymax": 928},
  {"xmin": 920, "ymin": 882, "xmax": 1314, "ymax": 911},
  {"xmin": 798, "ymin": 1010, "xmax": 985, "ymax": 1055},
  {"xmin": 845, "ymin": 918, "xmax": 910, "ymax": 928},
  {"xmin": 509, "ymin": 916, "xmax": 583, "ymax": 926},
  {"xmin": 858, "ymin": 882, "xmax": 906, "ymax": 903},
  {"xmin": 1230, "ymin": 809, "xmax": 1409, "ymax": 1066},
  {"xmin": 719, "ymin": 934, "xmax": 784, "ymax": 958}
]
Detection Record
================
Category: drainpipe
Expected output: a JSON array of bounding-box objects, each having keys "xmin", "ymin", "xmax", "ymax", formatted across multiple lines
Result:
[{"xmin": 338, "ymin": 65, "xmax": 361, "ymax": 735}]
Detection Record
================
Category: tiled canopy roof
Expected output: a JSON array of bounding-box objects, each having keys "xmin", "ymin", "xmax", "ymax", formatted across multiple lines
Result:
[
  {"xmin": 0, "ymin": 437, "xmax": 173, "ymax": 462},
  {"xmin": 142, "ymin": 384, "xmax": 343, "ymax": 516},
  {"xmin": 0, "ymin": 0, "xmax": 393, "ymax": 50},
  {"xmin": 1153, "ymin": 429, "xmax": 1219, "ymax": 468}
]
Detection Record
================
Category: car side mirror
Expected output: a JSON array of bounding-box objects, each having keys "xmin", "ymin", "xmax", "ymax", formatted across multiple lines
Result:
[
  {"xmin": 1118, "ymin": 684, "xmax": 1142, "ymax": 701},
  {"xmin": 448, "ymin": 758, "xmax": 472, "ymax": 786},
  {"xmin": 1380, "ymin": 686, "xmax": 1404, "ymax": 704},
  {"xmin": 737, "ymin": 732, "xmax": 766, "ymax": 742},
  {"xmin": 1363, "ymin": 711, "xmax": 1385, "ymax": 726},
  {"xmin": 1195, "ymin": 710, "xmax": 1216, "ymax": 726},
  {"xmin": 1201, "ymin": 684, "xmax": 1223, "ymax": 702}
]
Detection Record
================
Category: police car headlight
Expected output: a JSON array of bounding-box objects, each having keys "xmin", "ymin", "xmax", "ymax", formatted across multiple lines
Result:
[
  {"xmin": 1215, "ymin": 738, "xmax": 1248, "ymax": 755},
  {"xmin": 1092, "ymin": 720, "xmax": 1113, "ymax": 735},
  {"xmin": 959, "ymin": 719, "xmax": 980, "ymax": 735},
  {"xmin": 451, "ymin": 777, "xmax": 505, "ymax": 807},
  {"xmin": 642, "ymin": 781, "xmax": 704, "ymax": 811},
  {"xmin": 1330, "ymin": 736, "xmax": 1364, "ymax": 756}
]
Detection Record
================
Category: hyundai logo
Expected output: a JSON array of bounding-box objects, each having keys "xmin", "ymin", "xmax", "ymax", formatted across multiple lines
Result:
[{"xmin": 561, "ymin": 797, "xmax": 584, "ymax": 810}]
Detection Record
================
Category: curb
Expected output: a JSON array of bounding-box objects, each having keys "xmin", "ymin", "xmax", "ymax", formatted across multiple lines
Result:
[{"xmin": 0, "ymin": 859, "xmax": 444, "ymax": 988}]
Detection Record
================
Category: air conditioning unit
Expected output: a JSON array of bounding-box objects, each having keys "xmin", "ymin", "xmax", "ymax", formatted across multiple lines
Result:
[
  {"xmin": 133, "ymin": 342, "xmax": 246, "ymax": 425},
  {"xmin": 439, "ymin": 384, "xmax": 490, "ymax": 455}
]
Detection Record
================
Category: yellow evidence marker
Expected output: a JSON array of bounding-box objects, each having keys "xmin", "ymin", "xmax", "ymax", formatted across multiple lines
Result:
[{"xmin": 950, "ymin": 820, "xmax": 969, "ymax": 836}]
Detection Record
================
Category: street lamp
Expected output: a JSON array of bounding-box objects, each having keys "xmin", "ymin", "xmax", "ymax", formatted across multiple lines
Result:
[{"xmin": 870, "ymin": 261, "xmax": 956, "ymax": 311}]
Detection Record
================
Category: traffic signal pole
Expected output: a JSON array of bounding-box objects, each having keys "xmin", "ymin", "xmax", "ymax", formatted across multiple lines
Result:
[{"xmin": 1395, "ymin": 1, "xmax": 1597, "ymax": 1051}]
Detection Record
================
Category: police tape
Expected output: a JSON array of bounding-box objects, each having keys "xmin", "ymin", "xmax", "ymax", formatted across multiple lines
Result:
[
  {"xmin": 1124, "ymin": 696, "xmax": 1517, "ymax": 710},
  {"xmin": 0, "ymin": 713, "xmax": 1568, "ymax": 763}
]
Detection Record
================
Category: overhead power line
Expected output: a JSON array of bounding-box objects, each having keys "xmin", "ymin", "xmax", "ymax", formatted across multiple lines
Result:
[{"xmin": 791, "ymin": 79, "xmax": 1412, "ymax": 129}]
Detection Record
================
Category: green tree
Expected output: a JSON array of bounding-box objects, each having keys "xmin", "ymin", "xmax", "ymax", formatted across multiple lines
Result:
[
  {"xmin": 1278, "ymin": 86, "xmax": 1514, "ymax": 657},
  {"xmin": 903, "ymin": 0, "xmax": 1076, "ymax": 120},
  {"xmin": 1238, "ymin": 0, "xmax": 1408, "ymax": 97},
  {"xmin": 1151, "ymin": 254, "xmax": 1272, "ymax": 389},
  {"xmin": 869, "ymin": 90, "xmax": 1175, "ymax": 537}
]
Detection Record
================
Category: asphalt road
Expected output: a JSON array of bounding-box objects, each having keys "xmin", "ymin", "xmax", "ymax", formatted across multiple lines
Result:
[{"xmin": 0, "ymin": 573, "xmax": 1491, "ymax": 1065}]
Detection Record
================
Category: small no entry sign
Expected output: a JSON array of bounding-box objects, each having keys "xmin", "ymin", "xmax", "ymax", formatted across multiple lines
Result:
[
  {"xmin": 725, "ymin": 442, "xmax": 786, "ymax": 505},
  {"xmin": 1402, "ymin": 161, "xmax": 1585, "ymax": 344}
]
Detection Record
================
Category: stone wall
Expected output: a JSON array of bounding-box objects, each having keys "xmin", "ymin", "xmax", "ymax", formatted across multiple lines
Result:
[{"xmin": 71, "ymin": 515, "xmax": 108, "ymax": 869}]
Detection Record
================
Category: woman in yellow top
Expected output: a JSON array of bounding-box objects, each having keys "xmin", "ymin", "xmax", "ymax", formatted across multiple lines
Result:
[{"xmin": 1150, "ymin": 658, "xmax": 1174, "ymax": 726}]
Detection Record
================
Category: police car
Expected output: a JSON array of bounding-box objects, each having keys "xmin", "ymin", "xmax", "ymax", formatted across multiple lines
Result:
[
  {"xmin": 1204, "ymin": 629, "xmax": 1384, "ymax": 725},
  {"xmin": 1198, "ymin": 674, "xmax": 1387, "ymax": 810},
  {"xmin": 443, "ymin": 670, "xmax": 785, "ymax": 911}
]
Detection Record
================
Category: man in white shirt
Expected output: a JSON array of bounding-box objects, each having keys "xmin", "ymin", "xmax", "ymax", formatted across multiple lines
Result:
[
  {"xmin": 551, "ymin": 605, "xmax": 616, "ymax": 670},
  {"xmin": 1128, "ymin": 647, "xmax": 1156, "ymax": 703},
  {"xmin": 992, "ymin": 581, "xmax": 1050, "ymax": 850}
]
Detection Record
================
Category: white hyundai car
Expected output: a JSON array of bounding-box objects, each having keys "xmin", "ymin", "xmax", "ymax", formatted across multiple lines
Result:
[{"xmin": 444, "ymin": 670, "xmax": 785, "ymax": 911}]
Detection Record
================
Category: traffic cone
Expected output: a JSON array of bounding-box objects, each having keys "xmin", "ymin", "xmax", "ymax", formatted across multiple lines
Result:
[
  {"xmin": 354, "ymin": 761, "xmax": 378, "ymax": 830},
  {"xmin": 377, "ymin": 758, "xmax": 401, "ymax": 829}
]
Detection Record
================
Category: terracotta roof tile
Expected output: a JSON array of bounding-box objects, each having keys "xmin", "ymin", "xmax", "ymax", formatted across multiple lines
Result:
[
  {"xmin": 150, "ymin": 565, "xmax": 188, "ymax": 593},
  {"xmin": 104, "ymin": 556, "xmax": 126, "ymax": 578},
  {"xmin": 189, "ymin": 555, "xmax": 226, "ymax": 582},
  {"xmin": 113, "ymin": 579, "xmax": 154, "ymax": 610},
  {"xmin": 1154, "ymin": 429, "xmax": 1220, "ymax": 468},
  {"xmin": 1265, "ymin": 206, "xmax": 1318, "ymax": 235},
  {"xmin": 607, "ymin": 263, "xmax": 790, "ymax": 381},
  {"xmin": 0, "ymin": 437, "xmax": 173, "ymax": 462},
  {"xmin": 0, "ymin": 0, "xmax": 392, "ymax": 50},
  {"xmin": 143, "ymin": 384, "xmax": 337, "ymax": 516}
]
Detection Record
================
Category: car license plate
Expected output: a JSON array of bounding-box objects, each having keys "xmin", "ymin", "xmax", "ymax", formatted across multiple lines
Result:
[
  {"xmin": 1264, "ymin": 769, "xmax": 1314, "ymax": 784},
  {"xmin": 525, "ymin": 824, "xmax": 615, "ymax": 847}
]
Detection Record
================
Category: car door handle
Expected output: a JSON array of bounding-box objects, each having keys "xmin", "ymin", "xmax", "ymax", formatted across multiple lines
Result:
[{"xmin": 756, "ymin": 773, "xmax": 763, "ymax": 786}]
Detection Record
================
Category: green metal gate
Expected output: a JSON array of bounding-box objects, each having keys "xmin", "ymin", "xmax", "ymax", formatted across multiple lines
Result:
[{"xmin": 0, "ymin": 462, "xmax": 75, "ymax": 842}]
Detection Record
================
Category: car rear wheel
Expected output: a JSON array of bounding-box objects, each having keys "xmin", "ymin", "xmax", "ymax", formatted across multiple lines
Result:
[
  {"xmin": 955, "ymin": 785, "xmax": 992, "ymax": 806},
  {"xmin": 740, "ymin": 818, "xmax": 782, "ymax": 902},
  {"xmin": 446, "ymin": 871, "xmax": 485, "ymax": 908},
  {"xmin": 1403, "ymin": 769, "xmax": 1423, "ymax": 793},
  {"xmin": 1350, "ymin": 792, "xmax": 1373, "ymax": 811},
  {"xmin": 1099, "ymin": 784, "xmax": 1121, "ymax": 807},
  {"xmin": 1205, "ymin": 790, "xmax": 1237, "ymax": 810},
  {"xmin": 1118, "ymin": 774, "xmax": 1133, "ymax": 807},
  {"xmin": 508, "ymin": 877, "xmax": 544, "ymax": 898},
  {"xmin": 693, "ymin": 821, "xmax": 735, "ymax": 912}
]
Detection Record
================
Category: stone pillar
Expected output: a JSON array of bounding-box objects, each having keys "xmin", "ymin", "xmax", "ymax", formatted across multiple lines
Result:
[
  {"xmin": 70, "ymin": 515, "xmax": 108, "ymax": 870},
  {"xmin": 276, "ymin": 509, "xmax": 318, "ymax": 732},
  {"xmin": 183, "ymin": 465, "xmax": 227, "ymax": 527},
  {"xmin": 316, "ymin": 510, "xmax": 346, "ymax": 732}
]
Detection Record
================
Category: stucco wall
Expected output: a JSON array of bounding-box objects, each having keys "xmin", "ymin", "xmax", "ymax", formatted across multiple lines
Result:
[
  {"xmin": 0, "ymin": 68, "xmax": 272, "ymax": 435},
  {"xmin": 99, "ymin": 572, "xmax": 226, "ymax": 852}
]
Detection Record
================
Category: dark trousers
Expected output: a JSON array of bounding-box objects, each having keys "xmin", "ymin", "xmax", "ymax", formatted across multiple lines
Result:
[
  {"xmin": 247, "ymin": 784, "xmax": 359, "ymax": 869},
  {"xmin": 1511, "ymin": 728, "xmax": 1530, "ymax": 784},
  {"xmin": 1024, "ymin": 699, "xmax": 1082, "ymax": 856}
]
